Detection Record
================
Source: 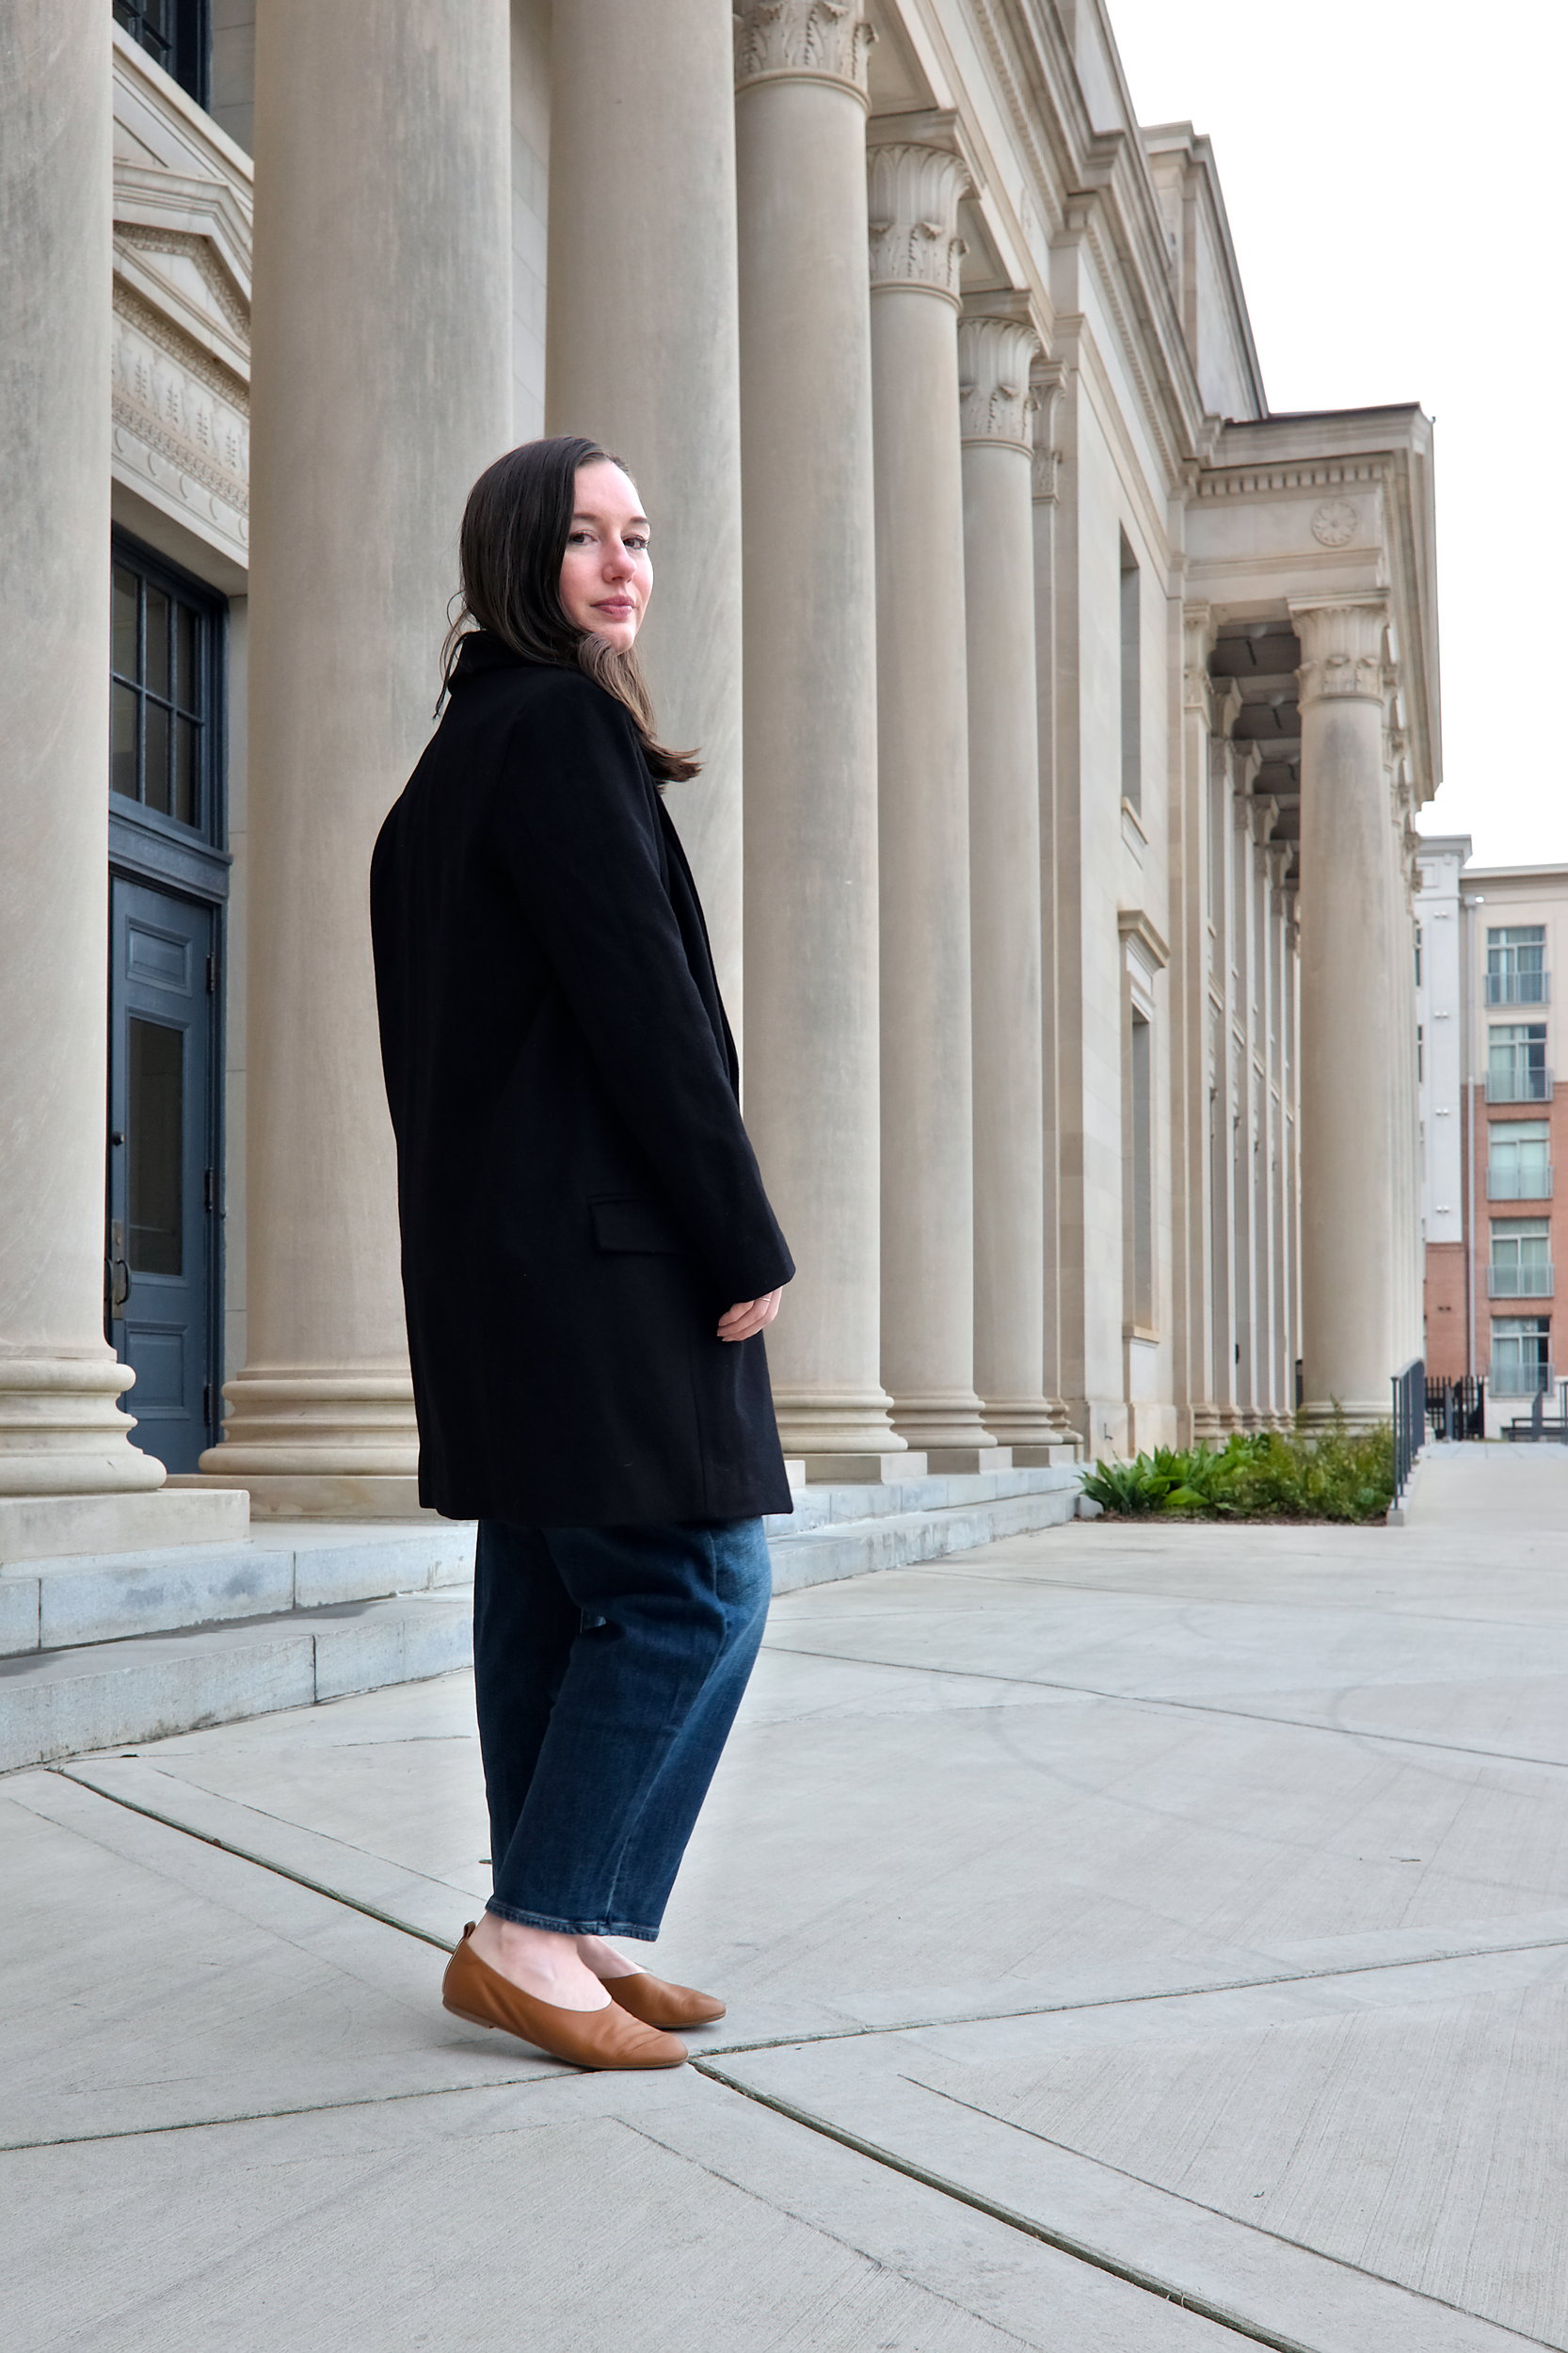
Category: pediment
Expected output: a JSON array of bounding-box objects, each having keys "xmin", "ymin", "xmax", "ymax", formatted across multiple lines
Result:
[{"xmin": 114, "ymin": 161, "xmax": 251, "ymax": 381}]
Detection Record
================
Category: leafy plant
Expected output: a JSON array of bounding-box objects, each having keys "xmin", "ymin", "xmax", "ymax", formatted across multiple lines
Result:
[{"xmin": 1082, "ymin": 1422, "xmax": 1395, "ymax": 1524}]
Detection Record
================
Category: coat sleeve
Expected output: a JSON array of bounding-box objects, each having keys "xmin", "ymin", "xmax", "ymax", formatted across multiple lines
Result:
[{"xmin": 489, "ymin": 673, "xmax": 794, "ymax": 1304}]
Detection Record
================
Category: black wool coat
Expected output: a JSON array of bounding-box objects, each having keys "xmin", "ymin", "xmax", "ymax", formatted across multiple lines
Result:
[{"xmin": 370, "ymin": 634, "xmax": 795, "ymax": 1527}]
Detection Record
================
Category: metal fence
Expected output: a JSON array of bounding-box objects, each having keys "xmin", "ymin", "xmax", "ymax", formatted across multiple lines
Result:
[
  {"xmin": 1426, "ymin": 1373, "xmax": 1485, "ymax": 1440},
  {"xmin": 1391, "ymin": 1357, "xmax": 1424, "ymax": 1504}
]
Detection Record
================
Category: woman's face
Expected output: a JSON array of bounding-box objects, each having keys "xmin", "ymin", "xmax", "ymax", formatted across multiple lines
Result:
[{"xmin": 559, "ymin": 460, "xmax": 651, "ymax": 653}]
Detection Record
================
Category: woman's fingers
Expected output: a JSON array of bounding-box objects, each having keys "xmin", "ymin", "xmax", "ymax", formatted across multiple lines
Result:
[{"xmin": 717, "ymin": 1289, "xmax": 783, "ymax": 1341}]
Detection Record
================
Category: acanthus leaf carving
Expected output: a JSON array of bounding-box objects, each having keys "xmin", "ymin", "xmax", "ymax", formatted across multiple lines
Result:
[
  {"xmin": 734, "ymin": 0, "xmax": 874, "ymax": 95},
  {"xmin": 958, "ymin": 314, "xmax": 1040, "ymax": 451},
  {"xmin": 867, "ymin": 142, "xmax": 968, "ymax": 299},
  {"xmin": 1289, "ymin": 598, "xmax": 1388, "ymax": 706}
]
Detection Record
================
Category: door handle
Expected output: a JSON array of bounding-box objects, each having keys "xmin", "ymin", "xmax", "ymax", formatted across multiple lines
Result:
[{"xmin": 107, "ymin": 1218, "xmax": 130, "ymax": 1314}]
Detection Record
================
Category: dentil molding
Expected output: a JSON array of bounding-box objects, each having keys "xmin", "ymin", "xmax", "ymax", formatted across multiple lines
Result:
[
  {"xmin": 958, "ymin": 315, "xmax": 1040, "ymax": 450},
  {"xmin": 867, "ymin": 143, "xmax": 969, "ymax": 299},
  {"xmin": 1290, "ymin": 598, "xmax": 1389, "ymax": 704},
  {"xmin": 734, "ymin": 0, "xmax": 874, "ymax": 96}
]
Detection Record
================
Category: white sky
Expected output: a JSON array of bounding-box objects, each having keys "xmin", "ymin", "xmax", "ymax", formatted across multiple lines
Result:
[{"xmin": 1105, "ymin": 0, "xmax": 1565, "ymax": 865}]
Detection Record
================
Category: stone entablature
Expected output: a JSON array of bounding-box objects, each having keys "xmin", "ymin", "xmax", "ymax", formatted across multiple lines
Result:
[{"xmin": 112, "ymin": 27, "xmax": 252, "ymax": 569}]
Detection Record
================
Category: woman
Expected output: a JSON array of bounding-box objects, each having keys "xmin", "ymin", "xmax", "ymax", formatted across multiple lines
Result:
[{"xmin": 371, "ymin": 437, "xmax": 793, "ymax": 2072}]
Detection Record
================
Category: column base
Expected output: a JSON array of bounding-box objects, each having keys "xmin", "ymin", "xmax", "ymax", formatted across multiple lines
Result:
[
  {"xmin": 977, "ymin": 1398, "xmax": 1064, "ymax": 1449},
  {"xmin": 799, "ymin": 1450, "xmax": 928, "ymax": 1485},
  {"xmin": 772, "ymin": 1388, "xmax": 904, "ymax": 1459},
  {"xmin": 924, "ymin": 1446, "xmax": 1014, "ymax": 1474},
  {"xmin": 0, "ymin": 1355, "xmax": 168, "ymax": 1498},
  {"xmin": 1297, "ymin": 1400, "xmax": 1390, "ymax": 1434},
  {"xmin": 888, "ymin": 1392, "xmax": 997, "ymax": 1451},
  {"xmin": 176, "ymin": 1471, "xmax": 436, "ymax": 1522},
  {"xmin": 0, "ymin": 1484, "xmax": 249, "ymax": 1568},
  {"xmin": 1009, "ymin": 1440, "xmax": 1083, "ymax": 1466}
]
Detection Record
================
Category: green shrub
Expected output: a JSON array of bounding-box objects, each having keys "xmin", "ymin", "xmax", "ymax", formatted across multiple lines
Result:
[{"xmin": 1080, "ymin": 1423, "xmax": 1395, "ymax": 1524}]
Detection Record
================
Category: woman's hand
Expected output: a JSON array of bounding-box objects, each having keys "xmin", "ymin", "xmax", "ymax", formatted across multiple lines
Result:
[{"xmin": 717, "ymin": 1289, "xmax": 782, "ymax": 1343}]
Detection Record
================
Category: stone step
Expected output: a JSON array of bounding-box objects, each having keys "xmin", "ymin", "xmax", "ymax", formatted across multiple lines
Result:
[
  {"xmin": 0, "ymin": 1521, "xmax": 476, "ymax": 1658},
  {"xmin": 0, "ymin": 1469, "xmax": 1082, "ymax": 1771}
]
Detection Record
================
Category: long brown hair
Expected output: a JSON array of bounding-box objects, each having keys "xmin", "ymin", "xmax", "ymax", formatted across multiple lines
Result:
[{"xmin": 440, "ymin": 436, "xmax": 699, "ymax": 782}]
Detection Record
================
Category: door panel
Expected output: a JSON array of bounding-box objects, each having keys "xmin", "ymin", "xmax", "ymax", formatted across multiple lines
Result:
[{"xmin": 107, "ymin": 879, "xmax": 217, "ymax": 1472}]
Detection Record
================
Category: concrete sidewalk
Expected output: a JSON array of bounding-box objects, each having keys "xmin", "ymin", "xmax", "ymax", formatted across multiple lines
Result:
[{"xmin": 6, "ymin": 1448, "xmax": 1568, "ymax": 2350}]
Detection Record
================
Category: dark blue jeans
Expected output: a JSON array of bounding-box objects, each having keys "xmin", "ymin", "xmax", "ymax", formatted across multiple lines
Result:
[{"xmin": 472, "ymin": 1516, "xmax": 772, "ymax": 1941}]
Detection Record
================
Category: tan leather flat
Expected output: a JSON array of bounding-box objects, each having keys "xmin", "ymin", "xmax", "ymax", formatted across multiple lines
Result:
[
  {"xmin": 442, "ymin": 1925, "xmax": 687, "ymax": 2070},
  {"xmin": 604, "ymin": 1971, "xmax": 727, "ymax": 2028}
]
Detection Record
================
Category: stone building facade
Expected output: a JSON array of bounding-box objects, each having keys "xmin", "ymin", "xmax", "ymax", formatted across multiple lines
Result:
[
  {"xmin": 0, "ymin": 0, "xmax": 1440, "ymax": 1561},
  {"xmin": 1416, "ymin": 840, "xmax": 1568, "ymax": 1427}
]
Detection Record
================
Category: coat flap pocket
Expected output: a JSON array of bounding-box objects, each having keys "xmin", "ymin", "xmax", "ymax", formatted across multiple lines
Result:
[{"xmin": 589, "ymin": 1193, "xmax": 689, "ymax": 1254}]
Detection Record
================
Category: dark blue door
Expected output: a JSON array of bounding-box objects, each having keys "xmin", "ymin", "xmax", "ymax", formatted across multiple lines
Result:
[{"xmin": 106, "ymin": 879, "xmax": 218, "ymax": 1472}]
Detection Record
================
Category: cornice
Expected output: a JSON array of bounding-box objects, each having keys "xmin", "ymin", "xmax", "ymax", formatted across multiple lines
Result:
[
  {"xmin": 1118, "ymin": 905, "xmax": 1171, "ymax": 971},
  {"xmin": 734, "ymin": 0, "xmax": 874, "ymax": 102},
  {"xmin": 958, "ymin": 312, "xmax": 1039, "ymax": 450},
  {"xmin": 867, "ymin": 139, "xmax": 969, "ymax": 300}
]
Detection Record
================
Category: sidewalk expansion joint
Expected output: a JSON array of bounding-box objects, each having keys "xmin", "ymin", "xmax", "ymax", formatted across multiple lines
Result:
[
  {"xmin": 47, "ymin": 1766, "xmax": 453, "ymax": 1952},
  {"xmin": 49, "ymin": 1767, "xmax": 1568, "ymax": 2064},
  {"xmin": 761, "ymin": 1641, "xmax": 1568, "ymax": 1774},
  {"xmin": 690, "ymin": 2059, "xmax": 1321, "ymax": 2353}
]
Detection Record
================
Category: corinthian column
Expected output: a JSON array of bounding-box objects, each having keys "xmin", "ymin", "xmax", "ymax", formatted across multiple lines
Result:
[
  {"xmin": 869, "ymin": 133, "xmax": 993, "ymax": 1461},
  {"xmin": 736, "ymin": 1, "xmax": 904, "ymax": 1471},
  {"xmin": 547, "ymin": 0, "xmax": 744, "ymax": 1016},
  {"xmin": 202, "ymin": 0, "xmax": 512, "ymax": 1511},
  {"xmin": 958, "ymin": 311, "xmax": 1054, "ymax": 1450},
  {"xmin": 1291, "ymin": 596, "xmax": 1399, "ymax": 1425},
  {"xmin": 0, "ymin": 1, "xmax": 162, "ymax": 1501}
]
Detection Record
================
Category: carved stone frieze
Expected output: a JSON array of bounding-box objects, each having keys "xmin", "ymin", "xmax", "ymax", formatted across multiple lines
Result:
[
  {"xmin": 112, "ymin": 287, "xmax": 249, "ymax": 550},
  {"xmin": 957, "ymin": 314, "xmax": 1039, "ymax": 450},
  {"xmin": 1183, "ymin": 601, "xmax": 1215, "ymax": 714},
  {"xmin": 1290, "ymin": 597, "xmax": 1388, "ymax": 705},
  {"xmin": 734, "ymin": 0, "xmax": 873, "ymax": 96},
  {"xmin": 867, "ymin": 143, "xmax": 968, "ymax": 299}
]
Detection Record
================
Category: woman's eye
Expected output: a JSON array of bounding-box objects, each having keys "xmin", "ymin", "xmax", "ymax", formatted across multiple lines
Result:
[
  {"xmin": 568, "ymin": 531, "xmax": 592, "ymax": 546},
  {"xmin": 626, "ymin": 536, "xmax": 649, "ymax": 552}
]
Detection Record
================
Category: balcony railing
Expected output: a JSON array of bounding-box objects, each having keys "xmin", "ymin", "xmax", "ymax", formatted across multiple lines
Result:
[
  {"xmin": 1488, "ymin": 1263, "xmax": 1555, "ymax": 1298},
  {"xmin": 1486, "ymin": 970, "xmax": 1550, "ymax": 1005},
  {"xmin": 1487, "ymin": 1067, "xmax": 1554, "ymax": 1104},
  {"xmin": 1491, "ymin": 1359, "xmax": 1557, "ymax": 1398},
  {"xmin": 1489, "ymin": 1162, "xmax": 1554, "ymax": 1199}
]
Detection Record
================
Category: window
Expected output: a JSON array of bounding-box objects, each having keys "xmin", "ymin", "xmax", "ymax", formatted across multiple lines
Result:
[
  {"xmin": 1127, "ymin": 1008, "xmax": 1154, "ymax": 1328},
  {"xmin": 110, "ymin": 539, "xmax": 222, "ymax": 840},
  {"xmin": 1415, "ymin": 925, "xmax": 1422, "ymax": 987},
  {"xmin": 1486, "ymin": 924, "xmax": 1547, "ymax": 1006},
  {"xmin": 1489, "ymin": 1121, "xmax": 1551, "ymax": 1201},
  {"xmin": 1118, "ymin": 532, "xmax": 1141, "ymax": 813},
  {"xmin": 1488, "ymin": 1218, "xmax": 1552, "ymax": 1298},
  {"xmin": 114, "ymin": 0, "xmax": 210, "ymax": 105},
  {"xmin": 1416, "ymin": 1023, "xmax": 1424, "ymax": 1083},
  {"xmin": 1491, "ymin": 1316, "xmax": 1551, "ymax": 1397},
  {"xmin": 1487, "ymin": 1023, "xmax": 1550, "ymax": 1103}
]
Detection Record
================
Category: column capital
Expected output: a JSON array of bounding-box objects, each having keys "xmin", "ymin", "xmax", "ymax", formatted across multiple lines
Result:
[
  {"xmin": 1030, "ymin": 357, "xmax": 1064, "ymax": 502},
  {"xmin": 867, "ymin": 139, "xmax": 968, "ymax": 301},
  {"xmin": 1183, "ymin": 601, "xmax": 1216, "ymax": 714},
  {"xmin": 957, "ymin": 312, "xmax": 1040, "ymax": 451},
  {"xmin": 734, "ymin": 1, "xmax": 873, "ymax": 102},
  {"xmin": 1289, "ymin": 596, "xmax": 1388, "ymax": 705}
]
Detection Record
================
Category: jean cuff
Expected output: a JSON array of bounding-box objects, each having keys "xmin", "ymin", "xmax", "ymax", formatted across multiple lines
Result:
[{"xmin": 485, "ymin": 1897, "xmax": 658, "ymax": 1942}]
